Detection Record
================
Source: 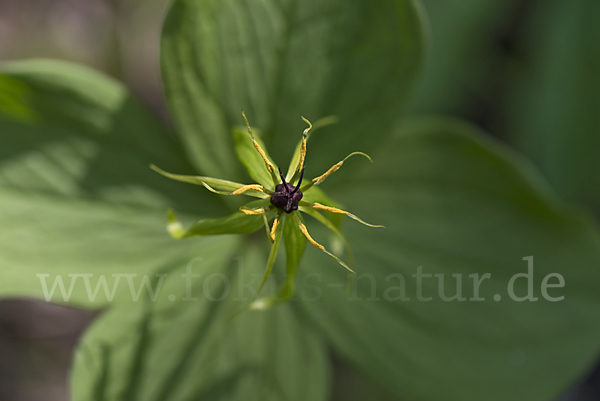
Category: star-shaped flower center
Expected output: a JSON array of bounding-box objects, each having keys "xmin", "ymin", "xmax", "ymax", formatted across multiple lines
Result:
[{"xmin": 151, "ymin": 110, "xmax": 383, "ymax": 311}]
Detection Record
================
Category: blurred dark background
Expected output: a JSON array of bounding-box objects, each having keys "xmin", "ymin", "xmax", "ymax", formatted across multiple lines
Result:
[{"xmin": 1, "ymin": 0, "xmax": 598, "ymax": 400}]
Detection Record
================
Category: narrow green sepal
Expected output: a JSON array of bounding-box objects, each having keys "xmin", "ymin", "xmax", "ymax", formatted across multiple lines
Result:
[
  {"xmin": 167, "ymin": 200, "xmax": 271, "ymax": 239},
  {"xmin": 301, "ymin": 186, "xmax": 339, "ymax": 206},
  {"xmin": 254, "ymin": 210, "xmax": 284, "ymax": 297},
  {"xmin": 233, "ymin": 126, "xmax": 278, "ymax": 188},
  {"xmin": 167, "ymin": 209, "xmax": 186, "ymax": 239},
  {"xmin": 233, "ymin": 210, "xmax": 285, "ymax": 317},
  {"xmin": 151, "ymin": 164, "xmax": 266, "ymax": 198},
  {"xmin": 249, "ymin": 212, "xmax": 307, "ymax": 310}
]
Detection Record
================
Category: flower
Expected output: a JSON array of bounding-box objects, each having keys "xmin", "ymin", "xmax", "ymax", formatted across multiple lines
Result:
[
  {"xmin": 3, "ymin": 1, "xmax": 595, "ymax": 397},
  {"xmin": 151, "ymin": 110, "xmax": 382, "ymax": 310}
]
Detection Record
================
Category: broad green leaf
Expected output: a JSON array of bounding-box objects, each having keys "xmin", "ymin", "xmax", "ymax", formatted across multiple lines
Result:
[
  {"xmin": 233, "ymin": 126, "xmax": 278, "ymax": 188},
  {"xmin": 71, "ymin": 248, "xmax": 330, "ymax": 401},
  {"xmin": 161, "ymin": 0, "xmax": 426, "ymax": 182},
  {"xmin": 506, "ymin": 0, "xmax": 600, "ymax": 211},
  {"xmin": 297, "ymin": 118, "xmax": 600, "ymax": 401},
  {"xmin": 408, "ymin": 0, "xmax": 518, "ymax": 114},
  {"xmin": 0, "ymin": 75, "xmax": 37, "ymax": 122},
  {"xmin": 0, "ymin": 59, "xmax": 227, "ymax": 306},
  {"xmin": 329, "ymin": 357, "xmax": 397, "ymax": 401}
]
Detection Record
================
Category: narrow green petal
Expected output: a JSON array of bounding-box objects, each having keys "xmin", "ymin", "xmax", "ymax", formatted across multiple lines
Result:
[
  {"xmin": 151, "ymin": 164, "xmax": 266, "ymax": 198},
  {"xmin": 168, "ymin": 200, "xmax": 271, "ymax": 239},
  {"xmin": 347, "ymin": 212, "xmax": 384, "ymax": 228},
  {"xmin": 261, "ymin": 211, "xmax": 273, "ymax": 244},
  {"xmin": 285, "ymin": 115, "xmax": 339, "ymax": 182},
  {"xmin": 301, "ymin": 151, "xmax": 373, "ymax": 191},
  {"xmin": 322, "ymin": 249, "xmax": 353, "ymax": 274}
]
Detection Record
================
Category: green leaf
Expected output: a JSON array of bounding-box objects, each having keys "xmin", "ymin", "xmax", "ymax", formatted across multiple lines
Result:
[
  {"xmin": 0, "ymin": 59, "xmax": 227, "ymax": 306},
  {"xmin": 161, "ymin": 0, "xmax": 426, "ymax": 182},
  {"xmin": 71, "ymin": 251, "xmax": 330, "ymax": 401},
  {"xmin": 408, "ymin": 0, "xmax": 518, "ymax": 114},
  {"xmin": 233, "ymin": 126, "xmax": 277, "ymax": 188},
  {"xmin": 297, "ymin": 118, "xmax": 600, "ymax": 401},
  {"xmin": 170, "ymin": 200, "xmax": 273, "ymax": 239},
  {"xmin": 0, "ymin": 75, "xmax": 37, "ymax": 122},
  {"xmin": 506, "ymin": 0, "xmax": 600, "ymax": 211}
]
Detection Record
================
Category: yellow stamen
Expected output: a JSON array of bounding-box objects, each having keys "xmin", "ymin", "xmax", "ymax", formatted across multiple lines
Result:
[
  {"xmin": 296, "ymin": 221, "xmax": 325, "ymax": 251},
  {"xmin": 312, "ymin": 202, "xmax": 349, "ymax": 215},
  {"xmin": 312, "ymin": 161, "xmax": 343, "ymax": 185},
  {"xmin": 288, "ymin": 116, "xmax": 313, "ymax": 184},
  {"xmin": 256, "ymin": 144, "xmax": 274, "ymax": 173},
  {"xmin": 293, "ymin": 212, "xmax": 354, "ymax": 273},
  {"xmin": 232, "ymin": 184, "xmax": 264, "ymax": 195},
  {"xmin": 242, "ymin": 110, "xmax": 276, "ymax": 175},
  {"xmin": 308, "ymin": 152, "xmax": 372, "ymax": 188},
  {"xmin": 270, "ymin": 216, "xmax": 280, "ymax": 242},
  {"xmin": 295, "ymin": 116, "xmax": 312, "ymax": 173},
  {"xmin": 240, "ymin": 207, "xmax": 265, "ymax": 215},
  {"xmin": 297, "ymin": 137, "xmax": 307, "ymax": 172}
]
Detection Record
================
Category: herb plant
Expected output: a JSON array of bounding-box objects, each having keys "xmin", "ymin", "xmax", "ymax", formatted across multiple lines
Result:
[{"xmin": 1, "ymin": 0, "xmax": 600, "ymax": 401}]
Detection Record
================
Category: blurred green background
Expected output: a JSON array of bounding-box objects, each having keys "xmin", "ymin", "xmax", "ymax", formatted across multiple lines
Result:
[{"xmin": 0, "ymin": 0, "xmax": 598, "ymax": 400}]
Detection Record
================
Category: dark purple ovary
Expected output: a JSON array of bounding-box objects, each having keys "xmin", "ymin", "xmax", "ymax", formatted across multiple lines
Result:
[{"xmin": 270, "ymin": 166, "xmax": 305, "ymax": 213}]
